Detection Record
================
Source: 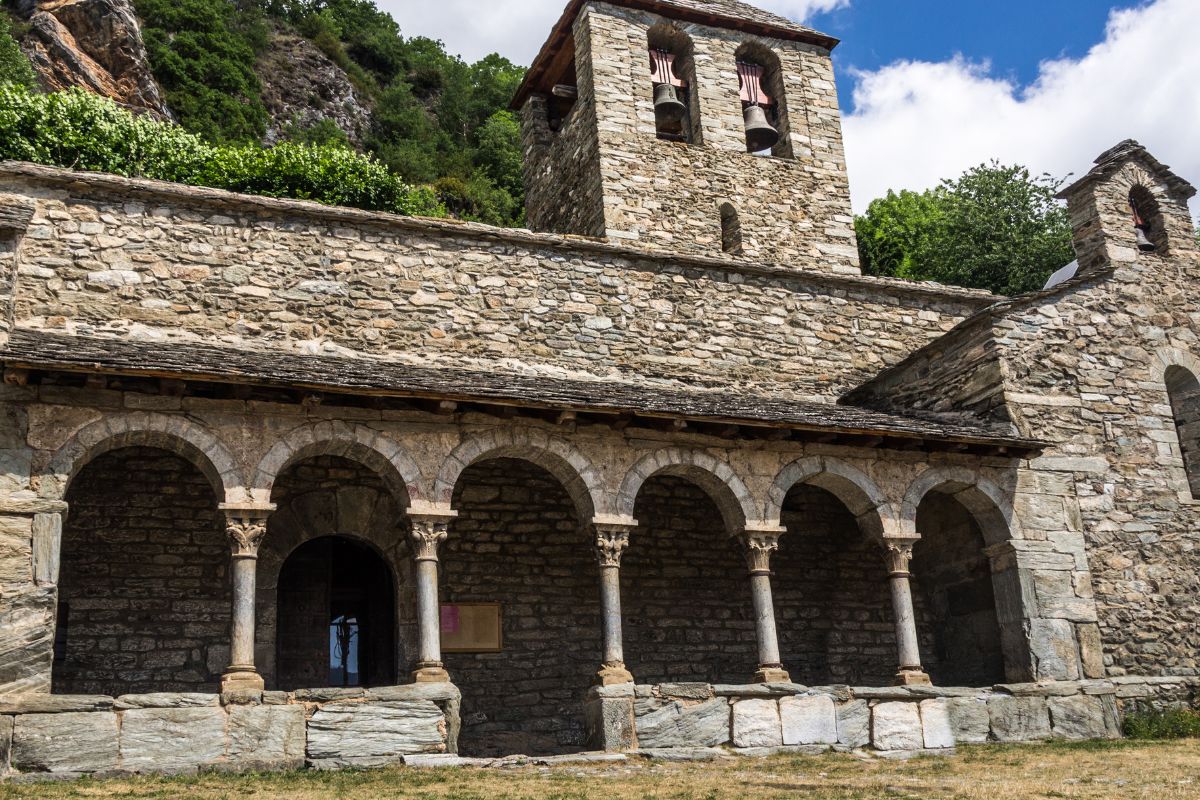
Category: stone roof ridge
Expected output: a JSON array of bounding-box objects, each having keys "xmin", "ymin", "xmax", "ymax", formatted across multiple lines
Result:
[
  {"xmin": 0, "ymin": 160, "xmax": 999, "ymax": 308},
  {"xmin": 1057, "ymin": 139, "xmax": 1197, "ymax": 200},
  {"xmin": 840, "ymin": 265, "xmax": 1118, "ymax": 410}
]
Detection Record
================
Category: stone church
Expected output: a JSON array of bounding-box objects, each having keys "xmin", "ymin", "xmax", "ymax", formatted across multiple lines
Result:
[{"xmin": 0, "ymin": 0, "xmax": 1197, "ymax": 777}]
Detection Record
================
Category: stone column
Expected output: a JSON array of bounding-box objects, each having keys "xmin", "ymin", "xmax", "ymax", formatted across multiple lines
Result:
[
  {"xmin": 409, "ymin": 512, "xmax": 456, "ymax": 683},
  {"xmin": 219, "ymin": 503, "xmax": 275, "ymax": 693},
  {"xmin": 593, "ymin": 522, "xmax": 635, "ymax": 686},
  {"xmin": 882, "ymin": 536, "xmax": 931, "ymax": 686},
  {"xmin": 737, "ymin": 527, "xmax": 790, "ymax": 684}
]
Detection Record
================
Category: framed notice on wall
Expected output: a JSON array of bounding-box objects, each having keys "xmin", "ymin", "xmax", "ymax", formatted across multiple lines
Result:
[{"xmin": 440, "ymin": 603, "xmax": 503, "ymax": 653}]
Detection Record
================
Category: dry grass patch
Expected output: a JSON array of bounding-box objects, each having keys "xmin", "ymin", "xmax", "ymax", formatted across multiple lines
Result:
[{"xmin": 3, "ymin": 740, "xmax": 1199, "ymax": 800}]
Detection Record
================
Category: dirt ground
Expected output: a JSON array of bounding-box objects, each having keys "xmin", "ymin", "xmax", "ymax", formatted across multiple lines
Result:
[{"xmin": 3, "ymin": 740, "xmax": 1199, "ymax": 800}]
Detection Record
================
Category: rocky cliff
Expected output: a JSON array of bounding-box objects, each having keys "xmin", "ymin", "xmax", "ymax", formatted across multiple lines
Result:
[{"xmin": 16, "ymin": 0, "xmax": 171, "ymax": 118}]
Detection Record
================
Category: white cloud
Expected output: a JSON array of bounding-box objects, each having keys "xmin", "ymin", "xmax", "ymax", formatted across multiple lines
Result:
[
  {"xmin": 841, "ymin": 0, "xmax": 1200, "ymax": 221},
  {"xmin": 376, "ymin": 0, "xmax": 845, "ymax": 65}
]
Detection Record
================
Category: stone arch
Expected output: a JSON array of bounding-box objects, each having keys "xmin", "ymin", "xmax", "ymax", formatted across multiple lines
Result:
[
  {"xmin": 250, "ymin": 421, "xmax": 422, "ymax": 506},
  {"xmin": 719, "ymin": 202, "xmax": 743, "ymax": 255},
  {"xmin": 734, "ymin": 39, "xmax": 793, "ymax": 158},
  {"xmin": 1153, "ymin": 348, "xmax": 1200, "ymax": 499},
  {"xmin": 647, "ymin": 21, "xmax": 701, "ymax": 144},
  {"xmin": 766, "ymin": 457, "xmax": 891, "ymax": 540},
  {"xmin": 900, "ymin": 466, "xmax": 1017, "ymax": 546},
  {"xmin": 43, "ymin": 412, "xmax": 240, "ymax": 503},
  {"xmin": 617, "ymin": 448, "xmax": 755, "ymax": 533},
  {"xmin": 434, "ymin": 429, "xmax": 603, "ymax": 521}
]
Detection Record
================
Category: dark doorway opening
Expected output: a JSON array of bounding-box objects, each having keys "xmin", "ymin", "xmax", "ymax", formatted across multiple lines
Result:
[{"xmin": 276, "ymin": 536, "xmax": 396, "ymax": 688}]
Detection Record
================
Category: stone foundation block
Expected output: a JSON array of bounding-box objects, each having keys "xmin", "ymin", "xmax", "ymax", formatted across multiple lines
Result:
[
  {"xmin": 988, "ymin": 696, "xmax": 1051, "ymax": 742},
  {"xmin": 836, "ymin": 700, "xmax": 870, "ymax": 749},
  {"xmin": 1048, "ymin": 695, "xmax": 1114, "ymax": 741},
  {"xmin": 918, "ymin": 699, "xmax": 955, "ymax": 749},
  {"xmin": 1028, "ymin": 619, "xmax": 1082, "ymax": 681},
  {"xmin": 114, "ymin": 693, "xmax": 219, "ymax": 710},
  {"xmin": 585, "ymin": 696, "xmax": 634, "ymax": 752},
  {"xmin": 306, "ymin": 700, "xmax": 446, "ymax": 769},
  {"xmin": 871, "ymin": 702, "xmax": 923, "ymax": 751},
  {"xmin": 780, "ymin": 695, "xmax": 837, "ymax": 745},
  {"xmin": 634, "ymin": 699, "xmax": 729, "ymax": 749},
  {"xmin": 0, "ymin": 715, "xmax": 11, "ymax": 774},
  {"xmin": 12, "ymin": 711, "xmax": 119, "ymax": 773},
  {"xmin": 945, "ymin": 697, "xmax": 991, "ymax": 744},
  {"xmin": 120, "ymin": 707, "xmax": 227, "ymax": 772},
  {"xmin": 228, "ymin": 705, "xmax": 306, "ymax": 769},
  {"xmin": 732, "ymin": 699, "xmax": 782, "ymax": 748}
]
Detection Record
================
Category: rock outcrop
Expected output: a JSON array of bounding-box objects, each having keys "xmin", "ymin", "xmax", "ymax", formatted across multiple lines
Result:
[
  {"xmin": 258, "ymin": 31, "xmax": 372, "ymax": 148},
  {"xmin": 16, "ymin": 0, "xmax": 171, "ymax": 118}
]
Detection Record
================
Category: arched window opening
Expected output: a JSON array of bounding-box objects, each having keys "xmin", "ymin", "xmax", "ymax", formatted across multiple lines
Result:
[
  {"xmin": 911, "ymin": 490, "xmax": 1006, "ymax": 687},
  {"xmin": 1165, "ymin": 365, "xmax": 1200, "ymax": 499},
  {"xmin": 276, "ymin": 536, "xmax": 396, "ymax": 689},
  {"xmin": 720, "ymin": 202, "xmax": 743, "ymax": 254},
  {"xmin": 1130, "ymin": 185, "xmax": 1168, "ymax": 253},
  {"xmin": 735, "ymin": 42, "xmax": 793, "ymax": 158},
  {"xmin": 648, "ymin": 24, "xmax": 701, "ymax": 144}
]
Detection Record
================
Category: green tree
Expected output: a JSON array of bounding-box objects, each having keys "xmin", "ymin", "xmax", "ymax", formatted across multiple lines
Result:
[
  {"xmin": 0, "ymin": 13, "xmax": 35, "ymax": 88},
  {"xmin": 856, "ymin": 162, "xmax": 1075, "ymax": 296}
]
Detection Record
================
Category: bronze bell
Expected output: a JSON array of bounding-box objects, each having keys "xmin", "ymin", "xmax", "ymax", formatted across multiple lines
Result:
[
  {"xmin": 1135, "ymin": 225, "xmax": 1157, "ymax": 252},
  {"xmin": 653, "ymin": 83, "xmax": 687, "ymax": 131},
  {"xmin": 743, "ymin": 104, "xmax": 780, "ymax": 152}
]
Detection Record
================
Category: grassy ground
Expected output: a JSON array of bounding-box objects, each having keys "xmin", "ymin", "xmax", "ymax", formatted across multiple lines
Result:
[{"xmin": 2, "ymin": 740, "xmax": 1198, "ymax": 799}]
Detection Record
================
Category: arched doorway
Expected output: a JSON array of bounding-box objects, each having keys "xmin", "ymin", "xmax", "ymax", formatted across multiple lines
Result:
[{"xmin": 276, "ymin": 536, "xmax": 396, "ymax": 688}]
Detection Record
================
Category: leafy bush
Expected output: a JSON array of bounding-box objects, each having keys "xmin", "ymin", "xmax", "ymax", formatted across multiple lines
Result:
[
  {"xmin": 1122, "ymin": 708, "xmax": 1200, "ymax": 739},
  {"xmin": 0, "ymin": 84, "xmax": 443, "ymax": 217},
  {"xmin": 0, "ymin": 12, "xmax": 35, "ymax": 89}
]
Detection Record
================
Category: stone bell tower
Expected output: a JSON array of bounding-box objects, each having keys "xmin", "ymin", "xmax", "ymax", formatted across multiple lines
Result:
[{"xmin": 512, "ymin": 0, "xmax": 860, "ymax": 274}]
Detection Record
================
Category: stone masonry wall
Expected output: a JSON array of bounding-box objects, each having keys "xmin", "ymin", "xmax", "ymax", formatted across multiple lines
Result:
[
  {"xmin": 442, "ymin": 459, "xmax": 598, "ymax": 757},
  {"xmin": 54, "ymin": 448, "xmax": 229, "ymax": 696},
  {"xmin": 0, "ymin": 164, "xmax": 990, "ymax": 403},
  {"xmin": 578, "ymin": 4, "xmax": 857, "ymax": 270}
]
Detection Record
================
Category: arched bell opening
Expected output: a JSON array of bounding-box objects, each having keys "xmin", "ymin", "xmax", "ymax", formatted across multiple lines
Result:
[
  {"xmin": 623, "ymin": 474, "xmax": 754, "ymax": 685},
  {"xmin": 910, "ymin": 490, "xmax": 1007, "ymax": 687},
  {"xmin": 734, "ymin": 41, "xmax": 792, "ymax": 158},
  {"xmin": 442, "ymin": 457, "xmax": 595, "ymax": 758},
  {"xmin": 648, "ymin": 22, "xmax": 701, "ymax": 144},
  {"xmin": 775, "ymin": 484, "xmax": 908, "ymax": 686},
  {"xmin": 54, "ymin": 447, "xmax": 229, "ymax": 695},
  {"xmin": 1129, "ymin": 185, "xmax": 1168, "ymax": 253},
  {"xmin": 276, "ymin": 536, "xmax": 396, "ymax": 689}
]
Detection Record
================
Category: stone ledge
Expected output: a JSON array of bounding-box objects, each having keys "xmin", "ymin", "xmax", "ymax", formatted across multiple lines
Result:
[{"xmin": 0, "ymin": 695, "xmax": 113, "ymax": 714}]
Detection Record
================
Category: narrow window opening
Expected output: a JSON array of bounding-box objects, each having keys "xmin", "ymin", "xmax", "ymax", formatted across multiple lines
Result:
[
  {"xmin": 53, "ymin": 602, "xmax": 69, "ymax": 664},
  {"xmin": 720, "ymin": 203, "xmax": 743, "ymax": 255},
  {"xmin": 1129, "ymin": 185, "xmax": 1168, "ymax": 253},
  {"xmin": 648, "ymin": 24, "xmax": 701, "ymax": 144},
  {"xmin": 1165, "ymin": 365, "xmax": 1200, "ymax": 499}
]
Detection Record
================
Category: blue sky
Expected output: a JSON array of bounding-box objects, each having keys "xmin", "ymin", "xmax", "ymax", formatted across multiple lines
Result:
[
  {"xmin": 806, "ymin": 0, "xmax": 1129, "ymax": 113},
  {"xmin": 384, "ymin": 0, "xmax": 1197, "ymax": 218}
]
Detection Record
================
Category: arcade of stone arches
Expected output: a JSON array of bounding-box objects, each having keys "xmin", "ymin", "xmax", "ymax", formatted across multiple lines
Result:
[{"xmin": 41, "ymin": 414, "xmax": 1022, "ymax": 755}]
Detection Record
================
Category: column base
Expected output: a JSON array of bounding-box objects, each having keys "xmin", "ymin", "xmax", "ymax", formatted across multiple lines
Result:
[
  {"xmin": 754, "ymin": 666, "xmax": 792, "ymax": 684},
  {"xmin": 413, "ymin": 665, "xmax": 451, "ymax": 683},
  {"xmin": 894, "ymin": 669, "xmax": 932, "ymax": 686},
  {"xmin": 221, "ymin": 668, "xmax": 264, "ymax": 693},
  {"xmin": 595, "ymin": 664, "xmax": 635, "ymax": 686}
]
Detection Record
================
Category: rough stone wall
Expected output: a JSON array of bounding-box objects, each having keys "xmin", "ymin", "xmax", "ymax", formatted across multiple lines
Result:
[
  {"xmin": 0, "ymin": 165, "xmax": 988, "ymax": 402},
  {"xmin": 575, "ymin": 4, "xmax": 858, "ymax": 270},
  {"xmin": 54, "ymin": 448, "xmax": 229, "ymax": 695},
  {"xmin": 519, "ymin": 11, "xmax": 606, "ymax": 238},
  {"xmin": 442, "ymin": 459, "xmax": 598, "ymax": 757}
]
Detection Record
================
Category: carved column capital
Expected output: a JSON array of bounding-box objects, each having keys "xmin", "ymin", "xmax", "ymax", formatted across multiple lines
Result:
[
  {"xmin": 409, "ymin": 513, "xmax": 455, "ymax": 562},
  {"xmin": 737, "ymin": 528, "xmax": 784, "ymax": 575},
  {"xmin": 882, "ymin": 536, "xmax": 920, "ymax": 577},
  {"xmin": 219, "ymin": 503, "xmax": 275, "ymax": 559},
  {"xmin": 593, "ymin": 523, "xmax": 634, "ymax": 568}
]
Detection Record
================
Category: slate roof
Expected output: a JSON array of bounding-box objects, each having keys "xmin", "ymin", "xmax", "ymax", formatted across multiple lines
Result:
[
  {"xmin": 1057, "ymin": 139, "xmax": 1197, "ymax": 200},
  {"xmin": 1, "ymin": 330, "xmax": 1042, "ymax": 454}
]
